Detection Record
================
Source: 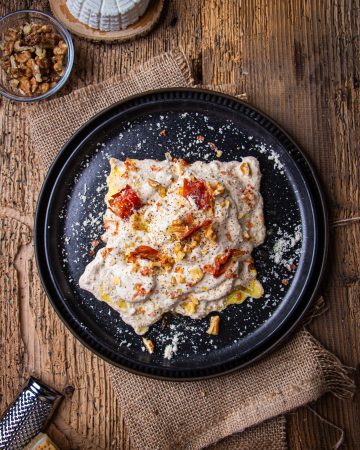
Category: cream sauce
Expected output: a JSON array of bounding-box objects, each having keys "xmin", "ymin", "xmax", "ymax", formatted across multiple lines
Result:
[{"xmin": 79, "ymin": 156, "xmax": 266, "ymax": 334}]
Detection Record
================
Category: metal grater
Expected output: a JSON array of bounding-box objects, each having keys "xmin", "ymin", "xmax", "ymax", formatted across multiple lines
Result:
[{"xmin": 0, "ymin": 377, "xmax": 62, "ymax": 450}]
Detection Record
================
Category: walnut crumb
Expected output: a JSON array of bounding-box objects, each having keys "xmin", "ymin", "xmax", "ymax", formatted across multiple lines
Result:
[{"xmin": 208, "ymin": 142, "xmax": 223, "ymax": 157}]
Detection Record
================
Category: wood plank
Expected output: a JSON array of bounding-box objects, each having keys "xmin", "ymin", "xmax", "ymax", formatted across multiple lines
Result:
[
  {"xmin": 0, "ymin": 217, "xmax": 30, "ymax": 409},
  {"xmin": 0, "ymin": 1, "xmax": 202, "ymax": 449}
]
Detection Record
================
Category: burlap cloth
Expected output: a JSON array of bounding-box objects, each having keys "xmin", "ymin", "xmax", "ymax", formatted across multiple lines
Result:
[{"xmin": 28, "ymin": 50, "xmax": 354, "ymax": 450}]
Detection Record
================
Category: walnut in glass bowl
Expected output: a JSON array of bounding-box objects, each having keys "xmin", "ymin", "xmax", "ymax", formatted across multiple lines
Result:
[
  {"xmin": 0, "ymin": 10, "xmax": 74, "ymax": 102},
  {"xmin": 1, "ymin": 22, "xmax": 68, "ymax": 96}
]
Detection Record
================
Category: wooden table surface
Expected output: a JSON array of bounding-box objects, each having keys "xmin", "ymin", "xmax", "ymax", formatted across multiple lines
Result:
[{"xmin": 0, "ymin": 1, "xmax": 359, "ymax": 448}]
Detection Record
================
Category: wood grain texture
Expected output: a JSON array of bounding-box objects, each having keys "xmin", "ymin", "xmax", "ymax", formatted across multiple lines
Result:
[{"xmin": 0, "ymin": 0, "xmax": 359, "ymax": 449}]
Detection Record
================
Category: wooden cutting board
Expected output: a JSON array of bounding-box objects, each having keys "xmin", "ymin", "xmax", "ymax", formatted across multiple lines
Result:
[{"xmin": 49, "ymin": 0, "xmax": 164, "ymax": 43}]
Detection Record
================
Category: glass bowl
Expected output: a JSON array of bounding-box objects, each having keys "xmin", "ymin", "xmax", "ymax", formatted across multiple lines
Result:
[{"xmin": 0, "ymin": 10, "xmax": 74, "ymax": 102}]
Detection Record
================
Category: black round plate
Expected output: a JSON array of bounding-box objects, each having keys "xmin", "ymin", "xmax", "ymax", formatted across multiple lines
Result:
[{"xmin": 34, "ymin": 88, "xmax": 327, "ymax": 380}]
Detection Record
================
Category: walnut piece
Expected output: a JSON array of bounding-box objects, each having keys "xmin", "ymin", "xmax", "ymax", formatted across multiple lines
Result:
[
  {"xmin": 147, "ymin": 178, "xmax": 167, "ymax": 197},
  {"xmin": 142, "ymin": 338, "xmax": 155, "ymax": 354},
  {"xmin": 189, "ymin": 266, "xmax": 204, "ymax": 284},
  {"xmin": 240, "ymin": 162, "xmax": 251, "ymax": 176},
  {"xmin": 18, "ymin": 76, "xmax": 31, "ymax": 96},
  {"xmin": 0, "ymin": 21, "xmax": 68, "ymax": 97},
  {"xmin": 207, "ymin": 315, "xmax": 220, "ymax": 335}
]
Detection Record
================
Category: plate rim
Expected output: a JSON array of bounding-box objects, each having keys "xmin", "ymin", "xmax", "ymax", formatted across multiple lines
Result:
[{"xmin": 34, "ymin": 87, "xmax": 328, "ymax": 381}]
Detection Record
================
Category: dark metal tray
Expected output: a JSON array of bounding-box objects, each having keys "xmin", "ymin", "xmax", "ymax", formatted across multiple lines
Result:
[{"xmin": 34, "ymin": 88, "xmax": 327, "ymax": 380}]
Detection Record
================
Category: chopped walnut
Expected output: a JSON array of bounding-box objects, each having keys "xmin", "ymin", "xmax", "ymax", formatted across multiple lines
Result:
[
  {"xmin": 147, "ymin": 178, "xmax": 167, "ymax": 197},
  {"xmin": 29, "ymin": 76, "xmax": 37, "ymax": 93},
  {"xmin": 240, "ymin": 162, "xmax": 251, "ymax": 176},
  {"xmin": 189, "ymin": 266, "xmax": 204, "ymax": 284},
  {"xmin": 142, "ymin": 338, "xmax": 155, "ymax": 354},
  {"xmin": 204, "ymin": 223, "xmax": 217, "ymax": 242},
  {"xmin": 18, "ymin": 76, "xmax": 31, "ymax": 96},
  {"xmin": 174, "ymin": 243, "xmax": 186, "ymax": 261},
  {"xmin": 4, "ymin": 28, "xmax": 18, "ymax": 42},
  {"xmin": 53, "ymin": 40, "xmax": 68, "ymax": 55},
  {"xmin": 208, "ymin": 142, "xmax": 223, "ymax": 157},
  {"xmin": 176, "ymin": 273, "xmax": 186, "ymax": 283},
  {"xmin": 9, "ymin": 78, "xmax": 19, "ymax": 89},
  {"xmin": 220, "ymin": 198, "xmax": 231, "ymax": 209},
  {"xmin": 0, "ymin": 22, "xmax": 68, "ymax": 97},
  {"xmin": 210, "ymin": 181, "xmax": 225, "ymax": 196},
  {"xmin": 132, "ymin": 212, "xmax": 148, "ymax": 232},
  {"xmin": 53, "ymin": 61, "xmax": 64, "ymax": 76},
  {"xmin": 22, "ymin": 24, "xmax": 31, "ymax": 36},
  {"xmin": 13, "ymin": 40, "xmax": 34, "ymax": 52},
  {"xmin": 14, "ymin": 50, "xmax": 31, "ymax": 64},
  {"xmin": 207, "ymin": 315, "xmax": 220, "ymax": 335},
  {"xmin": 243, "ymin": 230, "xmax": 250, "ymax": 240}
]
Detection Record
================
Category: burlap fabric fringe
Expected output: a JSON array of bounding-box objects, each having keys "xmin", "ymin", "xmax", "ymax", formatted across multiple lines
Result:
[
  {"xmin": 27, "ymin": 49, "xmax": 355, "ymax": 450},
  {"xmin": 108, "ymin": 329, "xmax": 354, "ymax": 450}
]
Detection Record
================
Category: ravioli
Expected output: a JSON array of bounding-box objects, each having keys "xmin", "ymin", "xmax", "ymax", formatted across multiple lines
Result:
[{"xmin": 79, "ymin": 156, "xmax": 266, "ymax": 335}]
